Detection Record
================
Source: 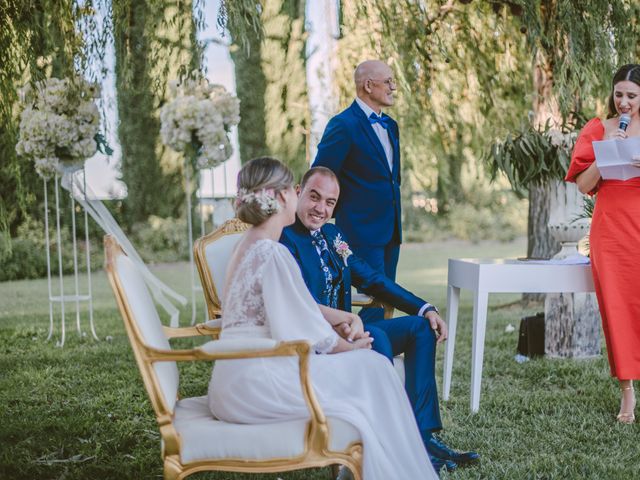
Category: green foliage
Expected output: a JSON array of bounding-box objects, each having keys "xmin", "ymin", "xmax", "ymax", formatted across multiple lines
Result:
[
  {"xmin": 129, "ymin": 215, "xmax": 189, "ymax": 263},
  {"xmin": 486, "ymin": 122, "xmax": 577, "ymax": 198},
  {"xmin": 112, "ymin": 0, "xmax": 200, "ymax": 229},
  {"xmin": 218, "ymin": 0, "xmax": 264, "ymax": 52},
  {"xmin": 0, "ymin": 1, "xmax": 109, "ymax": 245},
  {"xmin": 230, "ymin": 19, "xmax": 268, "ymax": 163},
  {"xmin": 261, "ymin": 0, "xmax": 309, "ymax": 179},
  {"xmin": 518, "ymin": 0, "xmax": 640, "ymax": 118},
  {"xmin": 404, "ymin": 165, "xmax": 528, "ymax": 243},
  {"xmin": 0, "ymin": 217, "xmax": 103, "ymax": 282},
  {"xmin": 3, "ymin": 213, "xmax": 192, "ymax": 281},
  {"xmin": 231, "ymin": 0, "xmax": 308, "ymax": 178}
]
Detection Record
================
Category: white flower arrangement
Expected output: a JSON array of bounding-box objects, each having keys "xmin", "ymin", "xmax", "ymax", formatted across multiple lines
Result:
[
  {"xmin": 160, "ymin": 73, "xmax": 240, "ymax": 169},
  {"xmin": 236, "ymin": 188, "xmax": 280, "ymax": 215},
  {"xmin": 15, "ymin": 76, "xmax": 104, "ymax": 179}
]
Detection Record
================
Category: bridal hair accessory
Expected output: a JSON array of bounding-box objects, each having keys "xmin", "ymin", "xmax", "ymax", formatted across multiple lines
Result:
[
  {"xmin": 236, "ymin": 188, "xmax": 280, "ymax": 215},
  {"xmin": 333, "ymin": 234, "xmax": 353, "ymax": 266}
]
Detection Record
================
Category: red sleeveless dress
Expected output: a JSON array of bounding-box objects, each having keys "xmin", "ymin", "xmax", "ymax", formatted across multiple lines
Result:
[{"xmin": 565, "ymin": 118, "xmax": 640, "ymax": 379}]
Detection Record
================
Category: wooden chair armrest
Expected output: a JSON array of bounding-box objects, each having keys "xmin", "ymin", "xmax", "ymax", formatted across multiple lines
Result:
[
  {"xmin": 351, "ymin": 292, "xmax": 395, "ymax": 319},
  {"xmin": 162, "ymin": 320, "xmax": 221, "ymax": 339}
]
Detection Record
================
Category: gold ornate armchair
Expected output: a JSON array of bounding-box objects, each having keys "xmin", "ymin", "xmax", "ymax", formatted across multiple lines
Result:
[{"xmin": 105, "ymin": 234, "xmax": 363, "ymax": 480}]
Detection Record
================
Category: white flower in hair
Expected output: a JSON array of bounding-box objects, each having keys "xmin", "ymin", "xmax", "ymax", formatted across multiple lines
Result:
[{"xmin": 237, "ymin": 188, "xmax": 280, "ymax": 215}]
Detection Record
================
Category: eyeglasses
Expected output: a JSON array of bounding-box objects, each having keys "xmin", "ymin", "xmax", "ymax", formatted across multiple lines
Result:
[{"xmin": 369, "ymin": 77, "xmax": 396, "ymax": 88}]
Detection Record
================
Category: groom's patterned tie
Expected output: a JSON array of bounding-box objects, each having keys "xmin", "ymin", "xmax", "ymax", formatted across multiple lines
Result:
[{"xmin": 311, "ymin": 230, "xmax": 339, "ymax": 309}]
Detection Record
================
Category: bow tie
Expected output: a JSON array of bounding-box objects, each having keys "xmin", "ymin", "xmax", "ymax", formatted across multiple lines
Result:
[{"xmin": 368, "ymin": 113, "xmax": 389, "ymax": 130}]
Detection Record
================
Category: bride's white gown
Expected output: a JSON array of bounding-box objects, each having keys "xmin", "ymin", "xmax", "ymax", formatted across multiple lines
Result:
[{"xmin": 208, "ymin": 239, "xmax": 437, "ymax": 479}]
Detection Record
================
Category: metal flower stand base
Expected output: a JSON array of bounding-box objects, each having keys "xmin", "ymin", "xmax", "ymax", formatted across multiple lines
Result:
[{"xmin": 43, "ymin": 172, "xmax": 98, "ymax": 347}]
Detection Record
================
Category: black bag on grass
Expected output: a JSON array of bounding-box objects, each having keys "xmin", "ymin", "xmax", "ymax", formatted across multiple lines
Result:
[{"xmin": 517, "ymin": 312, "xmax": 545, "ymax": 358}]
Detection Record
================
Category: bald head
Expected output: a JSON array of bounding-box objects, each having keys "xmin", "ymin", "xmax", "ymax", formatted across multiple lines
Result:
[
  {"xmin": 353, "ymin": 60, "xmax": 396, "ymax": 112},
  {"xmin": 354, "ymin": 60, "xmax": 391, "ymax": 90}
]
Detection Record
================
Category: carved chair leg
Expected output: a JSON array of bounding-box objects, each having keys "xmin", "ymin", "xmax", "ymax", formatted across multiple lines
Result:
[{"xmin": 164, "ymin": 455, "xmax": 182, "ymax": 480}]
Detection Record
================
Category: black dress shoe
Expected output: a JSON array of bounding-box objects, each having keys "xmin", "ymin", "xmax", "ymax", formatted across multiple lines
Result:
[
  {"xmin": 426, "ymin": 436, "xmax": 480, "ymax": 466},
  {"xmin": 429, "ymin": 454, "xmax": 457, "ymax": 474}
]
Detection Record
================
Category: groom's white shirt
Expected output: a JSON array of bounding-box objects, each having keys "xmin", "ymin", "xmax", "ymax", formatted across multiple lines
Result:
[{"xmin": 355, "ymin": 97, "xmax": 393, "ymax": 171}]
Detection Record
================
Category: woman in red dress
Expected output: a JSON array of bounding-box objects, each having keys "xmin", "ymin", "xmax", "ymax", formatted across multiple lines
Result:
[{"xmin": 565, "ymin": 64, "xmax": 640, "ymax": 424}]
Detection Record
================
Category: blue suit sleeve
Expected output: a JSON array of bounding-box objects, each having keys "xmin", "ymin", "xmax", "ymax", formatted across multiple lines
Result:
[
  {"xmin": 313, "ymin": 116, "xmax": 351, "ymax": 174},
  {"xmin": 349, "ymin": 253, "xmax": 428, "ymax": 316}
]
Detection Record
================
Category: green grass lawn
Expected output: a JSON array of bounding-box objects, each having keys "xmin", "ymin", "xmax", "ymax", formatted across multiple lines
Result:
[{"xmin": 1, "ymin": 237, "xmax": 637, "ymax": 479}]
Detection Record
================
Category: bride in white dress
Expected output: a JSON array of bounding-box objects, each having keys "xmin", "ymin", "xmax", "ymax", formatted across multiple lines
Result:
[{"xmin": 208, "ymin": 157, "xmax": 437, "ymax": 479}]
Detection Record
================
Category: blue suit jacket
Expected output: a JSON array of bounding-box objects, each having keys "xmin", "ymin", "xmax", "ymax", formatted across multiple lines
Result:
[
  {"xmin": 280, "ymin": 218, "xmax": 428, "ymax": 315},
  {"xmin": 313, "ymin": 100, "xmax": 402, "ymax": 247}
]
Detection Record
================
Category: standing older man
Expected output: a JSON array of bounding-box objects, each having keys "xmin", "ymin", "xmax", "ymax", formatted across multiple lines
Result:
[
  {"xmin": 280, "ymin": 167, "xmax": 480, "ymax": 474},
  {"xmin": 313, "ymin": 60, "xmax": 403, "ymax": 322}
]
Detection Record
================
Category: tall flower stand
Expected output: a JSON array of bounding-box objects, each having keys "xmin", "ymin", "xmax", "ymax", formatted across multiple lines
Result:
[
  {"xmin": 184, "ymin": 160, "xmax": 203, "ymax": 325},
  {"xmin": 43, "ymin": 169, "xmax": 97, "ymax": 347}
]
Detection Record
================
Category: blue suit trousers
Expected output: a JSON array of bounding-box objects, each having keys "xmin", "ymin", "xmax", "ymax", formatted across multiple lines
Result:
[{"xmin": 365, "ymin": 315, "xmax": 443, "ymax": 434}]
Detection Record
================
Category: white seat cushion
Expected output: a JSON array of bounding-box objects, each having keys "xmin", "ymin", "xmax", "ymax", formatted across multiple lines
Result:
[{"xmin": 173, "ymin": 396, "xmax": 361, "ymax": 463}]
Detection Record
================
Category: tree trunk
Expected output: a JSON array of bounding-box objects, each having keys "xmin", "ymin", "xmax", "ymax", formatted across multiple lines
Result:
[
  {"xmin": 523, "ymin": 181, "xmax": 560, "ymax": 303},
  {"xmin": 544, "ymin": 292, "xmax": 600, "ymax": 358}
]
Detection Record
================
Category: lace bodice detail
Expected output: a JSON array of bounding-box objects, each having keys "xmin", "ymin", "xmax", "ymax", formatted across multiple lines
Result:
[
  {"xmin": 221, "ymin": 239, "xmax": 338, "ymax": 354},
  {"xmin": 222, "ymin": 240, "xmax": 273, "ymax": 330}
]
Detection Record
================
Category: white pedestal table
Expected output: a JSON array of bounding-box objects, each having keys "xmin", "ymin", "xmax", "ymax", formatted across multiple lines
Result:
[{"xmin": 443, "ymin": 258, "xmax": 595, "ymax": 413}]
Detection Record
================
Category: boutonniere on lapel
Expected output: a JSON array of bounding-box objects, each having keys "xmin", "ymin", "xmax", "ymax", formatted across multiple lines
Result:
[{"xmin": 333, "ymin": 234, "xmax": 353, "ymax": 266}]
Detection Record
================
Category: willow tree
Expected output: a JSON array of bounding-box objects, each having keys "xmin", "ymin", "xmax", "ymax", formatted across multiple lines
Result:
[
  {"xmin": 230, "ymin": 0, "xmax": 309, "ymax": 179},
  {"xmin": 336, "ymin": 1, "xmax": 530, "ymax": 217},
  {"xmin": 113, "ymin": 0, "xmax": 202, "ymax": 229},
  {"xmin": 0, "ymin": 0, "xmax": 108, "ymax": 244},
  {"xmin": 344, "ymin": 0, "xmax": 639, "ymax": 257}
]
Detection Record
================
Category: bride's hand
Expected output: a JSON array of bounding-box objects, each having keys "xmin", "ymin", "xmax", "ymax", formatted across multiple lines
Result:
[
  {"xmin": 351, "ymin": 333, "xmax": 373, "ymax": 350},
  {"xmin": 330, "ymin": 311, "xmax": 366, "ymax": 342},
  {"xmin": 632, "ymin": 155, "xmax": 640, "ymax": 168}
]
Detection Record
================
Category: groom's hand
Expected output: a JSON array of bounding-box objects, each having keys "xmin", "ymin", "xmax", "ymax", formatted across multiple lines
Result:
[{"xmin": 425, "ymin": 311, "xmax": 448, "ymax": 344}]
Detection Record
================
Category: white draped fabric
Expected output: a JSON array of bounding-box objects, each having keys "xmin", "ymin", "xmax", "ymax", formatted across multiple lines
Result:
[
  {"xmin": 208, "ymin": 239, "xmax": 436, "ymax": 480},
  {"xmin": 62, "ymin": 172, "xmax": 187, "ymax": 326}
]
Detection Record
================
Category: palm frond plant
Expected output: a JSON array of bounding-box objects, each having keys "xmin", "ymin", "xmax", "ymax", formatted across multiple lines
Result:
[{"xmin": 486, "ymin": 120, "xmax": 578, "ymax": 197}]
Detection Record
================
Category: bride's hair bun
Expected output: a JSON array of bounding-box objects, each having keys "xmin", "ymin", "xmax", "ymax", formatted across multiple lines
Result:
[{"xmin": 235, "ymin": 157, "xmax": 293, "ymax": 225}]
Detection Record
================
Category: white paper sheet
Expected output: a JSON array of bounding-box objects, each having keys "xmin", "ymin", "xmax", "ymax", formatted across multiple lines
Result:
[
  {"xmin": 515, "ymin": 254, "xmax": 591, "ymax": 265},
  {"xmin": 592, "ymin": 137, "xmax": 640, "ymax": 180}
]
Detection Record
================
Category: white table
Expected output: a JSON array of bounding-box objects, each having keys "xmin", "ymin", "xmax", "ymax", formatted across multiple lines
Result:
[{"xmin": 443, "ymin": 258, "xmax": 595, "ymax": 413}]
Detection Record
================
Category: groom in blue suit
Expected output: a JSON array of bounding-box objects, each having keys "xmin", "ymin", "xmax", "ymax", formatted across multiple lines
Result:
[
  {"xmin": 313, "ymin": 60, "xmax": 403, "ymax": 323},
  {"xmin": 280, "ymin": 167, "xmax": 480, "ymax": 474}
]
